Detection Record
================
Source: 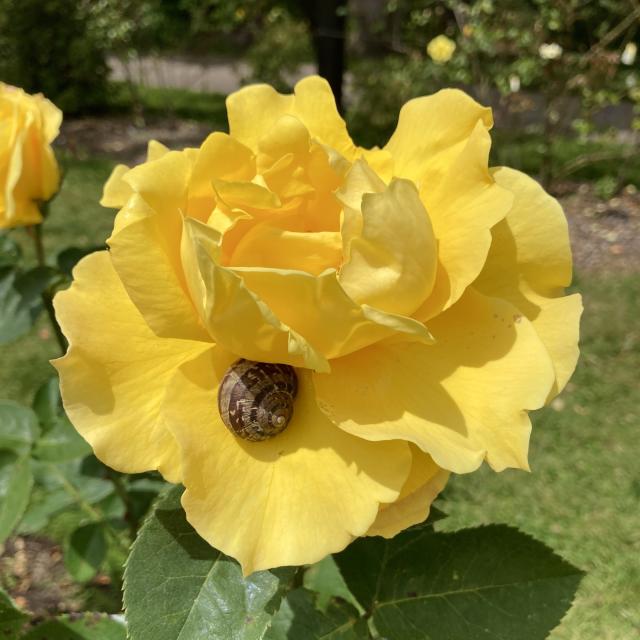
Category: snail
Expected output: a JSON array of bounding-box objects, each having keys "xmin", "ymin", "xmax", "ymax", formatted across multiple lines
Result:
[{"xmin": 217, "ymin": 359, "xmax": 298, "ymax": 441}]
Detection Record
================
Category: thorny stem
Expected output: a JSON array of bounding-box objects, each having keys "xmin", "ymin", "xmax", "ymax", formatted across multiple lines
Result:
[{"xmin": 29, "ymin": 222, "xmax": 67, "ymax": 355}]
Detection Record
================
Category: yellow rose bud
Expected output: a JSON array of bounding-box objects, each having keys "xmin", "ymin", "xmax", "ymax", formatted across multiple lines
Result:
[
  {"xmin": 427, "ymin": 35, "xmax": 457, "ymax": 63},
  {"xmin": 54, "ymin": 77, "xmax": 580, "ymax": 575},
  {"xmin": 0, "ymin": 83, "xmax": 62, "ymax": 229}
]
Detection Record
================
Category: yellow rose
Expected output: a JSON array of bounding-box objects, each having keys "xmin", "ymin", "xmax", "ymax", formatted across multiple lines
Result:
[
  {"xmin": 427, "ymin": 35, "xmax": 457, "ymax": 63},
  {"xmin": 53, "ymin": 77, "xmax": 581, "ymax": 575},
  {"xmin": 0, "ymin": 83, "xmax": 62, "ymax": 229}
]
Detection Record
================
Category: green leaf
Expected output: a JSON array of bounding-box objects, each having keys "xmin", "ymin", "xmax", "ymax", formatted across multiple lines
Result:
[
  {"xmin": 31, "ymin": 378, "xmax": 90, "ymax": 461},
  {"xmin": 14, "ymin": 266, "xmax": 60, "ymax": 305},
  {"xmin": 303, "ymin": 556, "xmax": 360, "ymax": 612},
  {"xmin": 64, "ymin": 522, "xmax": 108, "ymax": 582},
  {"xmin": 0, "ymin": 268, "xmax": 40, "ymax": 344},
  {"xmin": 18, "ymin": 459, "xmax": 113, "ymax": 534},
  {"xmin": 124, "ymin": 486, "xmax": 292, "ymax": 640},
  {"xmin": 335, "ymin": 524, "xmax": 584, "ymax": 640},
  {"xmin": 33, "ymin": 415, "xmax": 91, "ymax": 462},
  {"xmin": 32, "ymin": 377, "xmax": 62, "ymax": 429},
  {"xmin": 22, "ymin": 613, "xmax": 126, "ymax": 639},
  {"xmin": 0, "ymin": 401, "xmax": 39, "ymax": 455},
  {"xmin": 0, "ymin": 234, "xmax": 22, "ymax": 268},
  {"xmin": 265, "ymin": 589, "xmax": 368, "ymax": 640},
  {"xmin": 0, "ymin": 585, "xmax": 29, "ymax": 637},
  {"xmin": 57, "ymin": 246, "xmax": 103, "ymax": 276},
  {"xmin": 0, "ymin": 451, "xmax": 33, "ymax": 544}
]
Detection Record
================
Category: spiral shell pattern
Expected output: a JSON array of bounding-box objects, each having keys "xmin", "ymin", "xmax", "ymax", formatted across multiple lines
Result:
[{"xmin": 217, "ymin": 359, "xmax": 298, "ymax": 441}]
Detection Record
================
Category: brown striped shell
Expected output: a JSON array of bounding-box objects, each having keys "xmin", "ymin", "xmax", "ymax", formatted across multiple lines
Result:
[{"xmin": 217, "ymin": 359, "xmax": 298, "ymax": 441}]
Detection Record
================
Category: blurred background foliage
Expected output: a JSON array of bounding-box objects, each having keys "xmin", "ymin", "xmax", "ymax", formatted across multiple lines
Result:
[
  {"xmin": 1, "ymin": 2, "xmax": 639, "ymax": 638},
  {"xmin": 0, "ymin": 0, "xmax": 638, "ymax": 189}
]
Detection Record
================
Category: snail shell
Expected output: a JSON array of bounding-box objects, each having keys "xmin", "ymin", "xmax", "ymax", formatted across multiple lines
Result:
[{"xmin": 217, "ymin": 359, "xmax": 298, "ymax": 441}]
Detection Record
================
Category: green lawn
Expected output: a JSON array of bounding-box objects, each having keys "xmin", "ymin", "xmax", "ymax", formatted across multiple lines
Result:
[
  {"xmin": 1, "ymin": 155, "xmax": 638, "ymax": 638},
  {"xmin": 2, "ymin": 155, "xmax": 115, "ymax": 402},
  {"xmin": 441, "ymin": 274, "xmax": 640, "ymax": 639}
]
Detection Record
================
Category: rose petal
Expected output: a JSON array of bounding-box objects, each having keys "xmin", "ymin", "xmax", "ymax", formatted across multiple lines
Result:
[
  {"xmin": 181, "ymin": 217, "xmax": 329, "ymax": 372},
  {"xmin": 164, "ymin": 350, "xmax": 411, "ymax": 574},
  {"xmin": 314, "ymin": 288, "xmax": 555, "ymax": 474},
  {"xmin": 234, "ymin": 265, "xmax": 434, "ymax": 360},
  {"xmin": 474, "ymin": 167, "xmax": 582, "ymax": 395},
  {"xmin": 339, "ymin": 177, "xmax": 437, "ymax": 316},
  {"xmin": 52, "ymin": 251, "xmax": 210, "ymax": 482},
  {"xmin": 385, "ymin": 88, "xmax": 492, "ymax": 186},
  {"xmin": 415, "ymin": 121, "xmax": 513, "ymax": 318},
  {"xmin": 366, "ymin": 446, "xmax": 449, "ymax": 538}
]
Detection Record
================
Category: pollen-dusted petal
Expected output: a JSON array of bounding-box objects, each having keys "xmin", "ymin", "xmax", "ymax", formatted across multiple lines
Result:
[
  {"xmin": 474, "ymin": 167, "xmax": 582, "ymax": 395},
  {"xmin": 339, "ymin": 178, "xmax": 437, "ymax": 317},
  {"xmin": 414, "ymin": 121, "xmax": 513, "ymax": 318},
  {"xmin": 366, "ymin": 446, "xmax": 449, "ymax": 538},
  {"xmin": 234, "ymin": 266, "xmax": 433, "ymax": 360},
  {"xmin": 181, "ymin": 217, "xmax": 329, "ymax": 372},
  {"xmin": 385, "ymin": 88, "xmax": 492, "ymax": 186},
  {"xmin": 52, "ymin": 251, "xmax": 211, "ymax": 483},
  {"xmin": 314, "ymin": 288, "xmax": 556, "ymax": 474},
  {"xmin": 164, "ymin": 351, "xmax": 411, "ymax": 574}
]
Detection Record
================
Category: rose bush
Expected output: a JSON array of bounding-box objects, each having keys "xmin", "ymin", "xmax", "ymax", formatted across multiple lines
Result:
[
  {"xmin": 0, "ymin": 83, "xmax": 61, "ymax": 229},
  {"xmin": 53, "ymin": 76, "xmax": 581, "ymax": 575}
]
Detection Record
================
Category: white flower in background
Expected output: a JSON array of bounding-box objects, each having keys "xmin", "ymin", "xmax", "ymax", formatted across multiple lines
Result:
[
  {"xmin": 509, "ymin": 74, "xmax": 521, "ymax": 93},
  {"xmin": 539, "ymin": 43, "xmax": 563, "ymax": 60},
  {"xmin": 621, "ymin": 42, "xmax": 637, "ymax": 66},
  {"xmin": 626, "ymin": 74, "xmax": 637, "ymax": 88}
]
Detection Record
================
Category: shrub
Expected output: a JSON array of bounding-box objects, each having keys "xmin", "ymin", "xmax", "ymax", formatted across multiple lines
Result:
[{"xmin": 0, "ymin": 0, "xmax": 109, "ymax": 114}]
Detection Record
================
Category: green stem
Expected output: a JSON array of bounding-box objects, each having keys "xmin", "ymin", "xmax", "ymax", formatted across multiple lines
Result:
[
  {"xmin": 30, "ymin": 222, "xmax": 67, "ymax": 355},
  {"xmin": 32, "ymin": 223, "xmax": 46, "ymax": 265}
]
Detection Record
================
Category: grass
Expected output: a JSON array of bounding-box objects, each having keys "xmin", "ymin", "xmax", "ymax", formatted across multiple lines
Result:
[
  {"xmin": 441, "ymin": 274, "xmax": 640, "ymax": 639},
  {"xmin": 2, "ymin": 154, "xmax": 115, "ymax": 403},
  {"xmin": 106, "ymin": 82, "xmax": 228, "ymax": 129},
  {"xmin": 1, "ymin": 149, "xmax": 639, "ymax": 638}
]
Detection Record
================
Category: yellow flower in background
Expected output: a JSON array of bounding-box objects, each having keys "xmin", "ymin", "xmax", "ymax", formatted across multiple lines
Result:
[
  {"xmin": 0, "ymin": 83, "xmax": 61, "ymax": 229},
  {"xmin": 53, "ymin": 76, "xmax": 581, "ymax": 575},
  {"xmin": 427, "ymin": 35, "xmax": 457, "ymax": 63}
]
